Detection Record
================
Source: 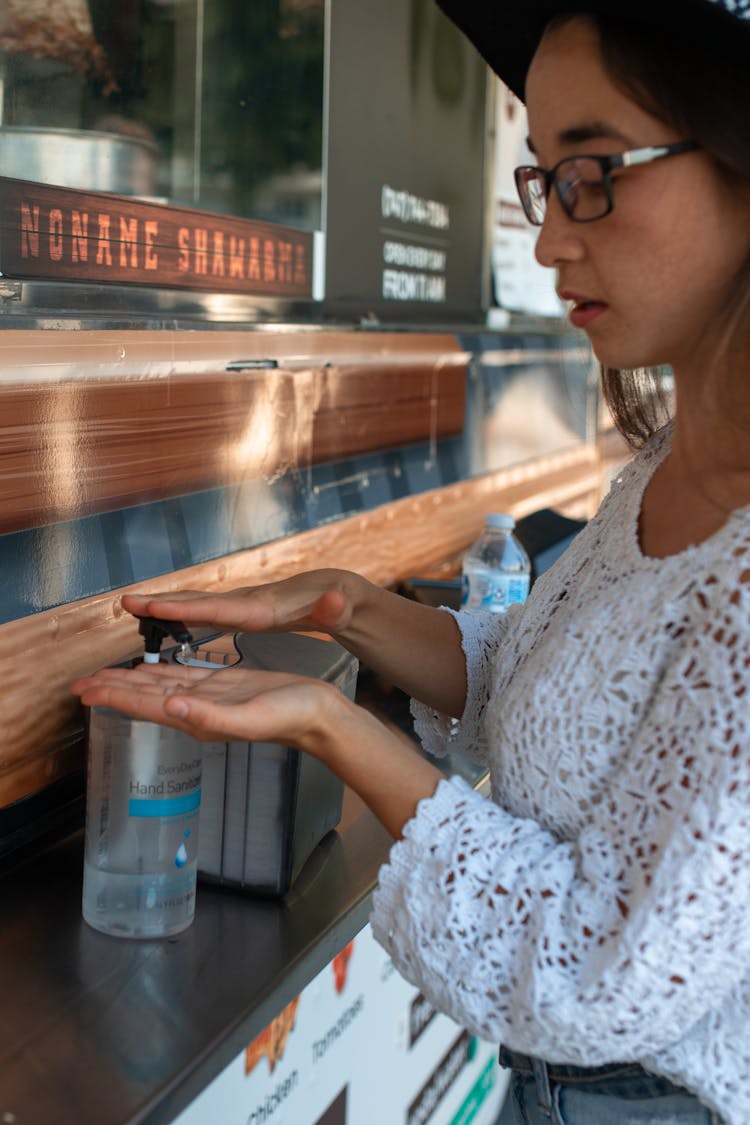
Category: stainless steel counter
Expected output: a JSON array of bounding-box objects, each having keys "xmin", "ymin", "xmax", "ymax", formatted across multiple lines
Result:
[
  {"xmin": 0, "ymin": 785, "xmax": 392, "ymax": 1125},
  {"xmin": 0, "ymin": 751, "xmax": 488, "ymax": 1125}
]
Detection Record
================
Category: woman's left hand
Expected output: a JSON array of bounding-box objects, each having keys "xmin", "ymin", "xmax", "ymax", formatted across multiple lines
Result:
[
  {"xmin": 72, "ymin": 662, "xmax": 339, "ymax": 752},
  {"xmin": 71, "ymin": 663, "xmax": 444, "ymax": 839}
]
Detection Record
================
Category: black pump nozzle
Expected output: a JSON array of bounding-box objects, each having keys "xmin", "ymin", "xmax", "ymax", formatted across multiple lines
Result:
[{"xmin": 137, "ymin": 616, "xmax": 193, "ymax": 659}]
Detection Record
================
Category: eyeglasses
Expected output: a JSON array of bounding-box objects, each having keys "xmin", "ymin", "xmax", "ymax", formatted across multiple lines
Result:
[{"xmin": 513, "ymin": 141, "xmax": 698, "ymax": 225}]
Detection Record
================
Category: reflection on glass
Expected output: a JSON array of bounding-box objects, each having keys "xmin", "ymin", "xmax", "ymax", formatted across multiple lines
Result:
[{"xmin": 0, "ymin": 0, "xmax": 324, "ymax": 229}]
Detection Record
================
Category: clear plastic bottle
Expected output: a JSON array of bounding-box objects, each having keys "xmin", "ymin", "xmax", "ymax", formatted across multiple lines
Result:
[
  {"xmin": 82, "ymin": 616, "xmax": 203, "ymax": 939},
  {"xmin": 82, "ymin": 710, "xmax": 203, "ymax": 938},
  {"xmin": 460, "ymin": 513, "xmax": 531, "ymax": 614}
]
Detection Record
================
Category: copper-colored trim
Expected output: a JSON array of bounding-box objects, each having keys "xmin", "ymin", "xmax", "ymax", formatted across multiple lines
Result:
[
  {"xmin": 0, "ymin": 330, "xmax": 467, "ymax": 533},
  {"xmin": 0, "ymin": 328, "xmax": 467, "ymax": 382}
]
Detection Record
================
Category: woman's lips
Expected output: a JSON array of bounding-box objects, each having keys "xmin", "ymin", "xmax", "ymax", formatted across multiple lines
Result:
[
  {"xmin": 558, "ymin": 292, "xmax": 608, "ymax": 329},
  {"xmin": 569, "ymin": 300, "xmax": 607, "ymax": 329}
]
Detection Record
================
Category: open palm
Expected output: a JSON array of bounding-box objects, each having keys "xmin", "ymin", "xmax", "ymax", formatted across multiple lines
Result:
[{"xmin": 72, "ymin": 662, "xmax": 335, "ymax": 750}]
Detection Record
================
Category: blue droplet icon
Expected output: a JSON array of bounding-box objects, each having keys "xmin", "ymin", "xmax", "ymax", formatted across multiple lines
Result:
[{"xmin": 174, "ymin": 842, "xmax": 188, "ymax": 868}]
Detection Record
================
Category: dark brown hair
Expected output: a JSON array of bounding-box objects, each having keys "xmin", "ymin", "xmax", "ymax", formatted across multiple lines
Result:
[{"xmin": 552, "ymin": 12, "xmax": 750, "ymax": 448}]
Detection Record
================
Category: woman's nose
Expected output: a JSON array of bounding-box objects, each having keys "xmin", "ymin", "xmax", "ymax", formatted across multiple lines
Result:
[{"xmin": 534, "ymin": 192, "xmax": 586, "ymax": 268}]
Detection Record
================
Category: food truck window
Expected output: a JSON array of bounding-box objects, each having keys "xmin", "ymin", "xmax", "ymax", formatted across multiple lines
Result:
[
  {"xmin": 0, "ymin": 0, "xmax": 518, "ymax": 326},
  {"xmin": 0, "ymin": 0, "xmax": 324, "ymax": 230}
]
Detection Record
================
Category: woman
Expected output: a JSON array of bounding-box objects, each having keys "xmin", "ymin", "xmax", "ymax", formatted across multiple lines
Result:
[{"xmin": 73, "ymin": 3, "xmax": 750, "ymax": 1122}]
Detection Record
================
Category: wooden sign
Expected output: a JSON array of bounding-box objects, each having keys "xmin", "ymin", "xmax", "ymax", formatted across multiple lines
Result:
[{"xmin": 0, "ymin": 177, "xmax": 314, "ymax": 298}]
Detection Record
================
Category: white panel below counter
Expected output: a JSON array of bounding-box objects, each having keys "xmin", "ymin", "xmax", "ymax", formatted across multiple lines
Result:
[{"xmin": 174, "ymin": 922, "xmax": 508, "ymax": 1125}]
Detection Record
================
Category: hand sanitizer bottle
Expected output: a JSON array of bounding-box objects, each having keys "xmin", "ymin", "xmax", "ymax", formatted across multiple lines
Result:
[{"xmin": 81, "ymin": 618, "xmax": 203, "ymax": 939}]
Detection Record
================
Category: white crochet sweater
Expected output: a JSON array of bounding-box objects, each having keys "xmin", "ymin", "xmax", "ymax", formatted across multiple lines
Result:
[{"xmin": 371, "ymin": 425, "xmax": 750, "ymax": 1125}]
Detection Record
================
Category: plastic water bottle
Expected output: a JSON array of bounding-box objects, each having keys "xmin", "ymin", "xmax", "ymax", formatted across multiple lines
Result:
[{"xmin": 460, "ymin": 514, "xmax": 531, "ymax": 614}]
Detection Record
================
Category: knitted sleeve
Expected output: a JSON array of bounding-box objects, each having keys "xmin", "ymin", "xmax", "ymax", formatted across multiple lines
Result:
[
  {"xmin": 372, "ymin": 579, "xmax": 750, "ymax": 1067},
  {"xmin": 410, "ymin": 604, "xmax": 522, "ymax": 763}
]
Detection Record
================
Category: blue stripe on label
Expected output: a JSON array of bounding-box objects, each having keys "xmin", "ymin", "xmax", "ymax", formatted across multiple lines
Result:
[{"xmin": 128, "ymin": 789, "xmax": 201, "ymax": 817}]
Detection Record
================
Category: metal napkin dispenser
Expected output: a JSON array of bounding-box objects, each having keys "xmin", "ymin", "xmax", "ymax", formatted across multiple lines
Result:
[{"xmin": 195, "ymin": 631, "xmax": 358, "ymax": 897}]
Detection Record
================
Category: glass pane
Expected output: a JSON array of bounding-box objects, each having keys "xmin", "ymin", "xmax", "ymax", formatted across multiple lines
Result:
[
  {"xmin": 0, "ymin": 0, "xmax": 324, "ymax": 229},
  {"xmin": 200, "ymin": 0, "xmax": 324, "ymax": 228}
]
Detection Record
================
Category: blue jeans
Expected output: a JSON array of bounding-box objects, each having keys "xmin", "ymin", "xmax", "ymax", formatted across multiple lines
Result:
[{"xmin": 499, "ymin": 1049, "xmax": 723, "ymax": 1125}]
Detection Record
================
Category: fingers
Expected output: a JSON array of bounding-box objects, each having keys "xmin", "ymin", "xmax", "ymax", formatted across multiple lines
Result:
[
  {"xmin": 71, "ymin": 664, "xmax": 226, "ymax": 739},
  {"xmin": 72, "ymin": 664, "xmax": 306, "ymax": 711},
  {"xmin": 71, "ymin": 666, "xmax": 208, "ymax": 715},
  {"xmin": 71, "ymin": 664, "xmax": 309, "ymax": 746},
  {"xmin": 72, "ymin": 663, "xmax": 212, "ymax": 695},
  {"xmin": 120, "ymin": 573, "xmax": 353, "ymax": 638},
  {"xmin": 122, "ymin": 591, "xmax": 257, "ymax": 630},
  {"xmin": 73, "ymin": 678, "xmax": 188, "ymax": 725}
]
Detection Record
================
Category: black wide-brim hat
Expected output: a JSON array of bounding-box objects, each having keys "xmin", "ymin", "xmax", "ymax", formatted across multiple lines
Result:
[{"xmin": 435, "ymin": 0, "xmax": 750, "ymax": 101}]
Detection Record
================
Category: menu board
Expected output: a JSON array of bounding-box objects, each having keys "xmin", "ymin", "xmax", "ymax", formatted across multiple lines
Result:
[
  {"xmin": 323, "ymin": 0, "xmax": 487, "ymax": 324},
  {"xmin": 174, "ymin": 923, "xmax": 508, "ymax": 1125}
]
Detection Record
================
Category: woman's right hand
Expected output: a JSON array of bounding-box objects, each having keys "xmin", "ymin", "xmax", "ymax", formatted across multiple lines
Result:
[{"xmin": 121, "ymin": 569, "xmax": 359, "ymax": 639}]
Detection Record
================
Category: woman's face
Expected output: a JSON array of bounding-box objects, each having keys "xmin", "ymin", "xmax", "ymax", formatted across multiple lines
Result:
[{"xmin": 524, "ymin": 18, "xmax": 750, "ymax": 376}]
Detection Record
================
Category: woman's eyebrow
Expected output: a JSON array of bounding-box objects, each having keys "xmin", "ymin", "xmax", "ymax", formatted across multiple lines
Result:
[
  {"xmin": 527, "ymin": 121, "xmax": 635, "ymax": 157},
  {"xmin": 559, "ymin": 121, "xmax": 635, "ymax": 146}
]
